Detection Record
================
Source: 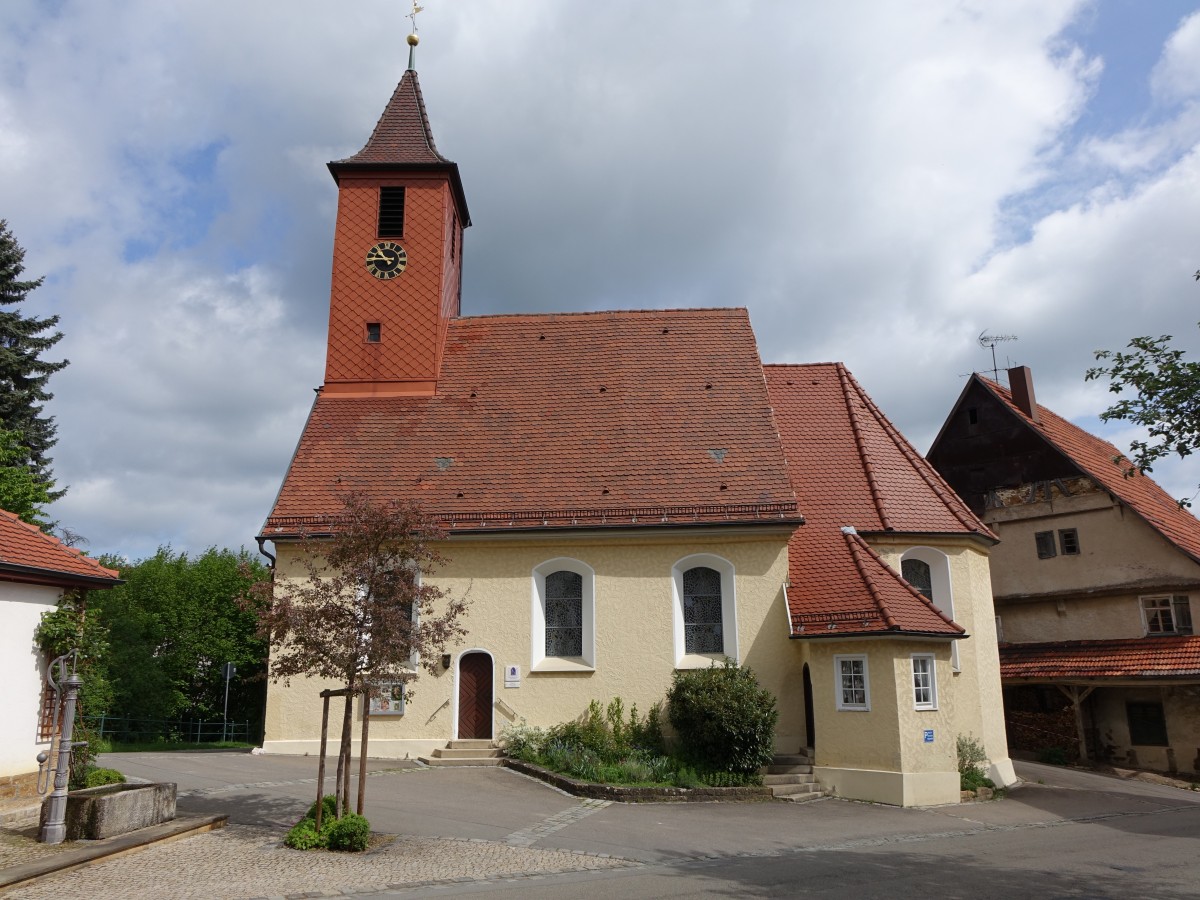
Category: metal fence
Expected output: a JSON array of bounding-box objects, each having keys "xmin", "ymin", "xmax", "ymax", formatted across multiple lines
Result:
[{"xmin": 82, "ymin": 715, "xmax": 256, "ymax": 744}]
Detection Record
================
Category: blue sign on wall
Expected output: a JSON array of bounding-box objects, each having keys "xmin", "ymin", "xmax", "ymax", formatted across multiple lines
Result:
[{"xmin": 923, "ymin": 729, "xmax": 935, "ymax": 743}]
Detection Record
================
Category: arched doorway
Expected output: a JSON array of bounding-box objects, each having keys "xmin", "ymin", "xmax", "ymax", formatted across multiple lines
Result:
[
  {"xmin": 803, "ymin": 663, "xmax": 815, "ymax": 751},
  {"xmin": 457, "ymin": 652, "xmax": 493, "ymax": 740}
]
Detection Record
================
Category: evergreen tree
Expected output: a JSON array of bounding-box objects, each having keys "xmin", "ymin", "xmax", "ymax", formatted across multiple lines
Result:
[{"xmin": 0, "ymin": 219, "xmax": 68, "ymax": 500}]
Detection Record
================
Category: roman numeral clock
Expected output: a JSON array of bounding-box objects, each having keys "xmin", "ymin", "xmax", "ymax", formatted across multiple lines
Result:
[{"xmin": 365, "ymin": 241, "xmax": 408, "ymax": 280}]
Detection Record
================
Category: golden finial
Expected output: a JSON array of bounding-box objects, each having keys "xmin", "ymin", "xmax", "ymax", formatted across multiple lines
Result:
[{"xmin": 406, "ymin": 2, "xmax": 424, "ymax": 68}]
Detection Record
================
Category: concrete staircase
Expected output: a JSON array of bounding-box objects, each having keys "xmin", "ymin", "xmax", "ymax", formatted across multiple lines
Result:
[
  {"xmin": 761, "ymin": 749, "xmax": 823, "ymax": 802},
  {"xmin": 418, "ymin": 739, "xmax": 504, "ymax": 767}
]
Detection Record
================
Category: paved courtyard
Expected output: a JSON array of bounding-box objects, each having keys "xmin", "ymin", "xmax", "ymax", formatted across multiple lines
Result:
[{"xmin": 2, "ymin": 753, "xmax": 1199, "ymax": 898}]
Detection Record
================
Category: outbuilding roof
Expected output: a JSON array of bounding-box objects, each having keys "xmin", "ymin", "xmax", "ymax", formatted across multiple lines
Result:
[
  {"xmin": 977, "ymin": 376, "xmax": 1200, "ymax": 566},
  {"xmin": 1000, "ymin": 637, "xmax": 1200, "ymax": 681},
  {"xmin": 264, "ymin": 308, "xmax": 801, "ymax": 537},
  {"xmin": 0, "ymin": 510, "xmax": 121, "ymax": 588},
  {"xmin": 765, "ymin": 363, "xmax": 983, "ymax": 639}
]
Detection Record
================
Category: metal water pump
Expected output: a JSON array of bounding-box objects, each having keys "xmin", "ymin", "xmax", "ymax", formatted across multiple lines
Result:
[{"xmin": 35, "ymin": 651, "xmax": 86, "ymax": 844}]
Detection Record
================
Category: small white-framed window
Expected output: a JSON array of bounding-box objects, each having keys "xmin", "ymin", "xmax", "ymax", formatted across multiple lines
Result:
[
  {"xmin": 1141, "ymin": 595, "xmax": 1193, "ymax": 636},
  {"xmin": 900, "ymin": 546, "xmax": 958, "ymax": 671},
  {"xmin": 671, "ymin": 554, "xmax": 738, "ymax": 668},
  {"xmin": 835, "ymin": 655, "xmax": 870, "ymax": 711},
  {"xmin": 366, "ymin": 681, "xmax": 406, "ymax": 716},
  {"xmin": 531, "ymin": 558, "xmax": 595, "ymax": 671},
  {"xmin": 911, "ymin": 654, "xmax": 937, "ymax": 710}
]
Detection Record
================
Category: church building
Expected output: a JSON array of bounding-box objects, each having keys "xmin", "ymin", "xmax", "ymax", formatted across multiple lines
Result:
[{"xmin": 259, "ymin": 57, "xmax": 1015, "ymax": 807}]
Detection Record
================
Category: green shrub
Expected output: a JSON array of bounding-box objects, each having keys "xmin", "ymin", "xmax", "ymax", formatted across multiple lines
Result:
[
  {"xmin": 83, "ymin": 767, "xmax": 126, "ymax": 788},
  {"xmin": 666, "ymin": 660, "xmax": 778, "ymax": 776},
  {"xmin": 500, "ymin": 720, "xmax": 547, "ymax": 762},
  {"xmin": 325, "ymin": 813, "xmax": 371, "ymax": 852},
  {"xmin": 1038, "ymin": 746, "xmax": 1069, "ymax": 766},
  {"xmin": 285, "ymin": 818, "xmax": 326, "ymax": 850},
  {"xmin": 960, "ymin": 768, "xmax": 995, "ymax": 792},
  {"xmin": 957, "ymin": 734, "xmax": 994, "ymax": 791},
  {"xmin": 305, "ymin": 794, "xmax": 338, "ymax": 823}
]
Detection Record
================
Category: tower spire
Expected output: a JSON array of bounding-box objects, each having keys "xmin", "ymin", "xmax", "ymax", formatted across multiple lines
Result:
[{"xmin": 406, "ymin": 2, "xmax": 423, "ymax": 71}]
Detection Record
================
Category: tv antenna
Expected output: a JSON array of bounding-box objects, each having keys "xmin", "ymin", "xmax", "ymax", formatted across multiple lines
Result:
[{"xmin": 977, "ymin": 330, "xmax": 1018, "ymax": 381}]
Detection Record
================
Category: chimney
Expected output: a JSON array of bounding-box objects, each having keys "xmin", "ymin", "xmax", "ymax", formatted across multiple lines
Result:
[{"xmin": 1007, "ymin": 366, "xmax": 1040, "ymax": 423}]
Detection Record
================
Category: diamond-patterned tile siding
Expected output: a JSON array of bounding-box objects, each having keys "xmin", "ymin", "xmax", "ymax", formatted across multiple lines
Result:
[
  {"xmin": 765, "ymin": 364, "xmax": 978, "ymax": 637},
  {"xmin": 1000, "ymin": 636, "xmax": 1200, "ymax": 679},
  {"xmin": 981, "ymin": 377, "xmax": 1200, "ymax": 565},
  {"xmin": 326, "ymin": 175, "xmax": 452, "ymax": 385},
  {"xmin": 0, "ymin": 509, "xmax": 121, "ymax": 585},
  {"xmin": 267, "ymin": 308, "xmax": 800, "ymax": 533}
]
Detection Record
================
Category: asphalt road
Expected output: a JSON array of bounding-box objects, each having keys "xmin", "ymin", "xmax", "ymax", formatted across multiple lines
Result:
[{"xmin": 100, "ymin": 752, "xmax": 1200, "ymax": 899}]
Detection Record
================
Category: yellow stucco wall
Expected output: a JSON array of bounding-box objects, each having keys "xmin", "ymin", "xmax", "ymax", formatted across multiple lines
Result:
[
  {"xmin": 995, "ymin": 592, "xmax": 1186, "ymax": 643},
  {"xmin": 264, "ymin": 528, "xmax": 806, "ymax": 757}
]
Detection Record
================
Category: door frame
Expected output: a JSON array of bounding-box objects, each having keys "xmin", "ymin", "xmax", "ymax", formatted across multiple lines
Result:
[{"xmin": 452, "ymin": 648, "xmax": 495, "ymax": 741}]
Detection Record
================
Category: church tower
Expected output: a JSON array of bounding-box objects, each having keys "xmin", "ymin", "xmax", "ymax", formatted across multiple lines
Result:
[{"xmin": 322, "ymin": 58, "xmax": 470, "ymax": 397}]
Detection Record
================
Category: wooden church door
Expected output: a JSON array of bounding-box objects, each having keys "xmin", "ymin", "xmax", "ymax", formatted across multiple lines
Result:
[{"xmin": 458, "ymin": 652, "xmax": 493, "ymax": 740}]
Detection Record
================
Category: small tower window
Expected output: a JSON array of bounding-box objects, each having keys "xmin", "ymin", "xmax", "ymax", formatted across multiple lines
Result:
[
  {"xmin": 366, "ymin": 323, "xmax": 381, "ymax": 343},
  {"xmin": 377, "ymin": 187, "xmax": 405, "ymax": 238}
]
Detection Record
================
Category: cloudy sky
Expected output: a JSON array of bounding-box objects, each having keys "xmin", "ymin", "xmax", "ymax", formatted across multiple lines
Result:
[{"xmin": 2, "ymin": 0, "xmax": 1199, "ymax": 561}]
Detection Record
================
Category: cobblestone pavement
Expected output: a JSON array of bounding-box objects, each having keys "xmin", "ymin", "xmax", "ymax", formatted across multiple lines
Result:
[
  {"xmin": 0, "ymin": 825, "xmax": 67, "ymax": 872},
  {"xmin": 5, "ymin": 823, "xmax": 637, "ymax": 899}
]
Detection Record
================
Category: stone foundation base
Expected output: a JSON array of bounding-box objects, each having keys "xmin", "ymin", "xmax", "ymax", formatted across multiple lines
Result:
[
  {"xmin": 0, "ymin": 771, "xmax": 41, "ymax": 803},
  {"xmin": 814, "ymin": 766, "xmax": 961, "ymax": 806}
]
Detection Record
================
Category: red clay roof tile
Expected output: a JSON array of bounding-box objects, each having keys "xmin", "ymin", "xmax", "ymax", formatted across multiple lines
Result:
[
  {"xmin": 334, "ymin": 69, "xmax": 449, "ymax": 167},
  {"xmin": 264, "ymin": 308, "xmax": 800, "ymax": 535},
  {"xmin": 980, "ymin": 377, "xmax": 1200, "ymax": 565},
  {"xmin": 1000, "ymin": 637, "xmax": 1200, "ymax": 679},
  {"xmin": 766, "ymin": 363, "xmax": 982, "ymax": 638},
  {"xmin": 0, "ymin": 510, "xmax": 120, "ymax": 586}
]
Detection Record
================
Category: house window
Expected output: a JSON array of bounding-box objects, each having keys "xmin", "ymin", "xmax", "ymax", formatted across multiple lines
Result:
[
  {"xmin": 544, "ymin": 570, "xmax": 583, "ymax": 657},
  {"xmin": 377, "ymin": 186, "xmax": 405, "ymax": 237},
  {"xmin": 1058, "ymin": 528, "xmax": 1080, "ymax": 555},
  {"xmin": 671, "ymin": 554, "xmax": 738, "ymax": 667},
  {"xmin": 901, "ymin": 558, "xmax": 933, "ymax": 601},
  {"xmin": 366, "ymin": 322, "xmax": 381, "ymax": 343},
  {"xmin": 367, "ymin": 681, "xmax": 406, "ymax": 716},
  {"xmin": 1142, "ymin": 595, "xmax": 1193, "ymax": 636},
  {"xmin": 682, "ymin": 566, "xmax": 723, "ymax": 654},
  {"xmin": 1035, "ymin": 531, "xmax": 1057, "ymax": 559},
  {"xmin": 912, "ymin": 655, "xmax": 936, "ymax": 710},
  {"xmin": 835, "ymin": 655, "xmax": 870, "ymax": 711},
  {"xmin": 1127, "ymin": 701, "xmax": 1168, "ymax": 746},
  {"xmin": 531, "ymin": 558, "xmax": 595, "ymax": 670}
]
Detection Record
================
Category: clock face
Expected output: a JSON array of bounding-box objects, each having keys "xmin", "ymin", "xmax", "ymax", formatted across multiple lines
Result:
[{"xmin": 365, "ymin": 241, "xmax": 408, "ymax": 279}]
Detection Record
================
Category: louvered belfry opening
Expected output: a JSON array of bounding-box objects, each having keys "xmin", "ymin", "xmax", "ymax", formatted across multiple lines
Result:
[{"xmin": 377, "ymin": 186, "xmax": 405, "ymax": 237}]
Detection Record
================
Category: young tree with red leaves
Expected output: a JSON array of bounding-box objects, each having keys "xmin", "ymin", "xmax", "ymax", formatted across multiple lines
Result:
[{"xmin": 249, "ymin": 492, "xmax": 469, "ymax": 816}]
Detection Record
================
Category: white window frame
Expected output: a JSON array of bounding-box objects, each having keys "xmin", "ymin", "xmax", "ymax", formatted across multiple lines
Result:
[
  {"xmin": 671, "ymin": 553, "xmax": 738, "ymax": 669},
  {"xmin": 1141, "ymin": 594, "xmax": 1194, "ymax": 636},
  {"xmin": 900, "ymin": 546, "xmax": 958, "ymax": 671},
  {"xmin": 531, "ymin": 558, "xmax": 595, "ymax": 671},
  {"xmin": 835, "ymin": 655, "xmax": 870, "ymax": 711},
  {"xmin": 911, "ymin": 654, "xmax": 937, "ymax": 710}
]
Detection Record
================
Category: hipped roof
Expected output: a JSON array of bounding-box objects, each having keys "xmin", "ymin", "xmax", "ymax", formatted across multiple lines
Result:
[
  {"xmin": 0, "ymin": 510, "xmax": 121, "ymax": 588},
  {"xmin": 1000, "ymin": 637, "xmax": 1200, "ymax": 681},
  {"xmin": 766, "ymin": 363, "xmax": 986, "ymax": 639}
]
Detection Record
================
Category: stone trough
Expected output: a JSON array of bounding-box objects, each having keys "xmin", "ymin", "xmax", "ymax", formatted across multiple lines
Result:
[{"xmin": 42, "ymin": 782, "xmax": 177, "ymax": 841}]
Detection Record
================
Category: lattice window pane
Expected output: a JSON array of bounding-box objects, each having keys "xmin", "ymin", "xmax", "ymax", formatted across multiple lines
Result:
[
  {"xmin": 683, "ymin": 566, "xmax": 723, "ymax": 654},
  {"xmin": 901, "ymin": 559, "xmax": 933, "ymax": 601},
  {"xmin": 545, "ymin": 570, "xmax": 583, "ymax": 657}
]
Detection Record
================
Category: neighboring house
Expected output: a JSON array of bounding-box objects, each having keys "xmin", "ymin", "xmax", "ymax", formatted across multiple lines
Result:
[
  {"xmin": 0, "ymin": 510, "xmax": 120, "ymax": 802},
  {"xmin": 927, "ymin": 366, "xmax": 1200, "ymax": 775},
  {"xmin": 258, "ymin": 64, "xmax": 1015, "ymax": 806}
]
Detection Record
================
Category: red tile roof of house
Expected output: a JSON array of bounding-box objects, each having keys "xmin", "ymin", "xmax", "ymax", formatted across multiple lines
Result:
[
  {"xmin": 1000, "ymin": 637, "xmax": 1200, "ymax": 680},
  {"xmin": 334, "ymin": 69, "xmax": 448, "ymax": 166},
  {"xmin": 0, "ymin": 510, "xmax": 121, "ymax": 587},
  {"xmin": 263, "ymin": 308, "xmax": 801, "ymax": 537},
  {"xmin": 979, "ymin": 377, "xmax": 1200, "ymax": 566},
  {"xmin": 766, "ymin": 363, "xmax": 984, "ymax": 638}
]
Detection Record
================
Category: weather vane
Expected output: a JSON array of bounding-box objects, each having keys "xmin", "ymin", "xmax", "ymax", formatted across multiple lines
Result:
[{"xmin": 406, "ymin": 2, "xmax": 424, "ymax": 70}]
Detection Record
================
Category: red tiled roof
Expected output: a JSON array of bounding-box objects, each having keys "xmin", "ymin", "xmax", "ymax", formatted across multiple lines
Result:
[
  {"xmin": 1000, "ymin": 637, "xmax": 1200, "ymax": 680},
  {"xmin": 0, "ymin": 510, "xmax": 120, "ymax": 587},
  {"xmin": 766, "ymin": 364, "xmax": 979, "ymax": 638},
  {"xmin": 334, "ymin": 69, "xmax": 448, "ymax": 166},
  {"xmin": 264, "ymin": 308, "xmax": 801, "ymax": 536},
  {"xmin": 980, "ymin": 377, "xmax": 1200, "ymax": 565}
]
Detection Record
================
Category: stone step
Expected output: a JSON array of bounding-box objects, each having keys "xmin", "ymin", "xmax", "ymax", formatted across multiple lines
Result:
[
  {"xmin": 780, "ymin": 790, "xmax": 824, "ymax": 803},
  {"xmin": 771, "ymin": 754, "xmax": 813, "ymax": 766},
  {"xmin": 764, "ymin": 764, "xmax": 813, "ymax": 776},
  {"xmin": 762, "ymin": 773, "xmax": 815, "ymax": 786},
  {"xmin": 417, "ymin": 755, "xmax": 505, "ymax": 767},
  {"xmin": 448, "ymin": 740, "xmax": 495, "ymax": 750},
  {"xmin": 431, "ymin": 747, "xmax": 503, "ymax": 759},
  {"xmin": 768, "ymin": 782, "xmax": 822, "ymax": 798}
]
